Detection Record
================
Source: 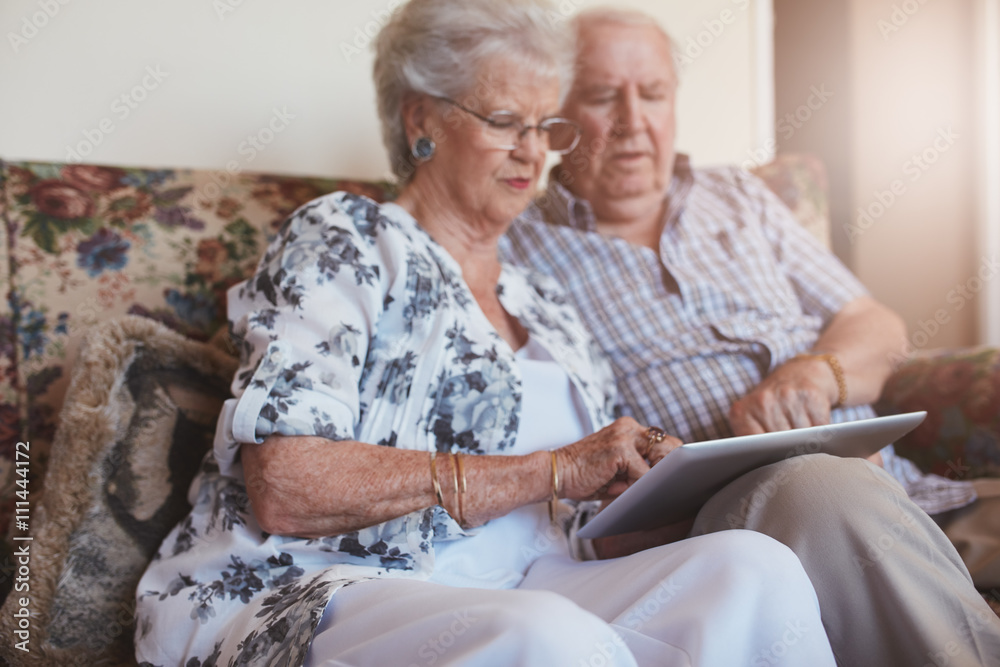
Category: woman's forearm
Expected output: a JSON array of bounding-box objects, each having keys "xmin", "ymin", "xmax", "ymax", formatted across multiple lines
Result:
[{"xmin": 242, "ymin": 435, "xmax": 552, "ymax": 538}]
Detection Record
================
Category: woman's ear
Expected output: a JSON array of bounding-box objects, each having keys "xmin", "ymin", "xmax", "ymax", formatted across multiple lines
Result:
[{"xmin": 401, "ymin": 93, "xmax": 432, "ymax": 146}]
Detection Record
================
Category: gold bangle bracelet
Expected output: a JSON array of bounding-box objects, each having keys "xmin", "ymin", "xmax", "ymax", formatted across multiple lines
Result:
[
  {"xmin": 429, "ymin": 451, "xmax": 444, "ymax": 507},
  {"xmin": 792, "ymin": 352, "xmax": 847, "ymax": 408},
  {"xmin": 448, "ymin": 453, "xmax": 463, "ymax": 526},
  {"xmin": 455, "ymin": 453, "xmax": 467, "ymax": 527},
  {"xmin": 548, "ymin": 450, "xmax": 560, "ymax": 525}
]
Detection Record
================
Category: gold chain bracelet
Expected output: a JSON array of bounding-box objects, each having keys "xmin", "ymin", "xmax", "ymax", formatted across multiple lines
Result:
[{"xmin": 792, "ymin": 352, "xmax": 847, "ymax": 408}]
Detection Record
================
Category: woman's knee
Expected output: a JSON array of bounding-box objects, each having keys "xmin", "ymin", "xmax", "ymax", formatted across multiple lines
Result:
[
  {"xmin": 476, "ymin": 589, "xmax": 601, "ymax": 635},
  {"xmin": 473, "ymin": 591, "xmax": 629, "ymax": 664},
  {"xmin": 692, "ymin": 530, "xmax": 813, "ymax": 589}
]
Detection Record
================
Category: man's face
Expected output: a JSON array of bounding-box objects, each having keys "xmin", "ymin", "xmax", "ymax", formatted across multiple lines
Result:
[{"xmin": 558, "ymin": 22, "xmax": 677, "ymax": 224}]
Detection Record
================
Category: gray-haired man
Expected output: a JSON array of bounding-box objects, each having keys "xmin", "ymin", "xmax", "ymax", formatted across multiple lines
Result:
[{"xmin": 502, "ymin": 8, "xmax": 1000, "ymax": 666}]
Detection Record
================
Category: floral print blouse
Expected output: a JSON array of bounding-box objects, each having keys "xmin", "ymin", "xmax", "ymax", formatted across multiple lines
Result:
[{"xmin": 134, "ymin": 193, "xmax": 616, "ymax": 667}]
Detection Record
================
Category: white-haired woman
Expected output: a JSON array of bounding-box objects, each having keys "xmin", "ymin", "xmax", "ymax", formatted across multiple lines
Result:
[{"xmin": 134, "ymin": 1, "xmax": 837, "ymax": 665}]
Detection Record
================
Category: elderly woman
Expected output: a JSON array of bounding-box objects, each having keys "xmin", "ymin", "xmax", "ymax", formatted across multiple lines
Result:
[{"xmin": 134, "ymin": 1, "xmax": 837, "ymax": 665}]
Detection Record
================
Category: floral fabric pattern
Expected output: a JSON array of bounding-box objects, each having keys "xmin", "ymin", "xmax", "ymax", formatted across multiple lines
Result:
[
  {"xmin": 879, "ymin": 347, "xmax": 1000, "ymax": 479},
  {"xmin": 133, "ymin": 192, "xmax": 615, "ymax": 666},
  {"xmin": 751, "ymin": 153, "xmax": 831, "ymax": 249}
]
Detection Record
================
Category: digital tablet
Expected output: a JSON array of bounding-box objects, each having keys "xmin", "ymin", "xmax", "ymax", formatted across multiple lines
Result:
[{"xmin": 576, "ymin": 411, "xmax": 926, "ymax": 539}]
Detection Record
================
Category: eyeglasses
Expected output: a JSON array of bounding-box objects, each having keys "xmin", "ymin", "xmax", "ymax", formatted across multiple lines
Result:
[{"xmin": 435, "ymin": 96, "xmax": 581, "ymax": 155}]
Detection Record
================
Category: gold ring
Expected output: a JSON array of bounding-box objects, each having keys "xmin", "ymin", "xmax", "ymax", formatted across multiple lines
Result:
[
  {"xmin": 645, "ymin": 426, "xmax": 667, "ymax": 456},
  {"xmin": 646, "ymin": 426, "xmax": 667, "ymax": 445}
]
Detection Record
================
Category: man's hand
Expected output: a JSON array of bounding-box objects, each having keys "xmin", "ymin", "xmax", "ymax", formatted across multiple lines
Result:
[
  {"xmin": 729, "ymin": 355, "xmax": 837, "ymax": 435},
  {"xmin": 728, "ymin": 355, "xmax": 886, "ymax": 467},
  {"xmin": 729, "ymin": 296, "xmax": 908, "ymax": 438}
]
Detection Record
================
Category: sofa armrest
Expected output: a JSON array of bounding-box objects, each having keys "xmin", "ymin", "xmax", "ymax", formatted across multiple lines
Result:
[{"xmin": 876, "ymin": 347, "xmax": 1000, "ymax": 479}]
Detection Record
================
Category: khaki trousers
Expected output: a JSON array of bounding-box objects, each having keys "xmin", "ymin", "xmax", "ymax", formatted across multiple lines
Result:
[{"xmin": 690, "ymin": 454, "xmax": 1000, "ymax": 667}]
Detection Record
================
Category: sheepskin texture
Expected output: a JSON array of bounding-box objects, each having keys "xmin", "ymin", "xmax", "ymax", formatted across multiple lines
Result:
[{"xmin": 0, "ymin": 316, "xmax": 237, "ymax": 666}]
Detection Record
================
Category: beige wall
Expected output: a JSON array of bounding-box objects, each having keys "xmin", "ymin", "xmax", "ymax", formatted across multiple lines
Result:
[
  {"xmin": 0, "ymin": 0, "xmax": 771, "ymax": 180},
  {"xmin": 776, "ymin": 0, "xmax": 986, "ymax": 349},
  {"xmin": 977, "ymin": 0, "xmax": 1000, "ymax": 346},
  {"xmin": 849, "ymin": 0, "xmax": 979, "ymax": 350}
]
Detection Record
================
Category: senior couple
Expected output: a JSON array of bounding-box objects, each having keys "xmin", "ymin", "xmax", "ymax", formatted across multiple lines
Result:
[{"xmin": 135, "ymin": 1, "xmax": 1000, "ymax": 665}]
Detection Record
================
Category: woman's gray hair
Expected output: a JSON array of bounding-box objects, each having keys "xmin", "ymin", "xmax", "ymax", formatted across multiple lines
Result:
[{"xmin": 373, "ymin": 0, "xmax": 576, "ymax": 182}]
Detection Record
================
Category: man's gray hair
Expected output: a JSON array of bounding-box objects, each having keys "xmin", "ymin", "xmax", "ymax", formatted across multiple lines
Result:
[
  {"xmin": 373, "ymin": 0, "xmax": 576, "ymax": 182},
  {"xmin": 570, "ymin": 6, "xmax": 682, "ymax": 83}
]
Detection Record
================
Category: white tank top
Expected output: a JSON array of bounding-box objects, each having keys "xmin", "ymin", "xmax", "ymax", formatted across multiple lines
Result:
[{"xmin": 429, "ymin": 337, "xmax": 591, "ymax": 589}]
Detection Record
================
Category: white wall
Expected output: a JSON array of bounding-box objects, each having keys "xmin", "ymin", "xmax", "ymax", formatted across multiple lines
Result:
[{"xmin": 0, "ymin": 0, "xmax": 771, "ymax": 179}]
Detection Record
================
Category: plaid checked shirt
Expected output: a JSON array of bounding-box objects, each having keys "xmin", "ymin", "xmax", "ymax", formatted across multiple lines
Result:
[{"xmin": 500, "ymin": 154, "xmax": 975, "ymax": 514}]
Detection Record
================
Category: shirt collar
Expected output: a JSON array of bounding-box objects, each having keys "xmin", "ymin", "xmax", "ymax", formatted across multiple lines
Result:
[{"xmin": 539, "ymin": 153, "xmax": 694, "ymax": 233}]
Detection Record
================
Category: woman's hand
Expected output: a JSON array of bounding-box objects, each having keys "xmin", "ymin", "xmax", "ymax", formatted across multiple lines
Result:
[{"xmin": 556, "ymin": 417, "xmax": 683, "ymax": 501}]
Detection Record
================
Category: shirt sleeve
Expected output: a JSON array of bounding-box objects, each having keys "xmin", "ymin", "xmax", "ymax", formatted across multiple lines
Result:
[
  {"xmin": 213, "ymin": 194, "xmax": 396, "ymax": 473},
  {"xmin": 736, "ymin": 169, "xmax": 869, "ymax": 325}
]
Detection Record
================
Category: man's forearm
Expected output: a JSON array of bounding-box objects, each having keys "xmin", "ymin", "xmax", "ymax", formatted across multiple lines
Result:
[{"xmin": 808, "ymin": 296, "xmax": 908, "ymax": 406}]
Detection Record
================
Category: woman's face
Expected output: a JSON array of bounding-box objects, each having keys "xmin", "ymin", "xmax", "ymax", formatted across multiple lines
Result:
[{"xmin": 420, "ymin": 58, "xmax": 561, "ymax": 229}]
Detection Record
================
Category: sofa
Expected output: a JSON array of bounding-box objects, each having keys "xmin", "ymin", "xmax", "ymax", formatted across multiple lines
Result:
[{"xmin": 0, "ymin": 155, "xmax": 997, "ymax": 665}]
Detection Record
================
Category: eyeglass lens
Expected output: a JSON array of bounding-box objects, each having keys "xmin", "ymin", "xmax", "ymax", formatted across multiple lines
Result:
[{"xmin": 482, "ymin": 112, "xmax": 579, "ymax": 153}]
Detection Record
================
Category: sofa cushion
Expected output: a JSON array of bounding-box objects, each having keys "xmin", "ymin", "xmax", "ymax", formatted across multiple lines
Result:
[
  {"xmin": 0, "ymin": 315, "xmax": 237, "ymax": 666},
  {"xmin": 878, "ymin": 347, "xmax": 1000, "ymax": 480}
]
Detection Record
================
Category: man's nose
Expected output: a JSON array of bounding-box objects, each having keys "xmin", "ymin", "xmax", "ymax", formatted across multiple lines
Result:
[{"xmin": 616, "ymin": 91, "xmax": 645, "ymax": 136}]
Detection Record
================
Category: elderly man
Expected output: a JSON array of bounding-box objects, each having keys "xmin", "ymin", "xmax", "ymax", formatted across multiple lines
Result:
[{"xmin": 501, "ymin": 7, "xmax": 1000, "ymax": 667}]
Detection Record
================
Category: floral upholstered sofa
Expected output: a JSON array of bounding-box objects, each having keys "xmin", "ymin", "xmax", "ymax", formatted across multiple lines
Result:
[{"xmin": 0, "ymin": 155, "xmax": 997, "ymax": 665}]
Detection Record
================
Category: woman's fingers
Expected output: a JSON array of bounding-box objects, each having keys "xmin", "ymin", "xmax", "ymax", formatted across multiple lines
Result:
[
  {"xmin": 646, "ymin": 434, "xmax": 683, "ymax": 466},
  {"xmin": 560, "ymin": 417, "xmax": 686, "ymax": 500}
]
